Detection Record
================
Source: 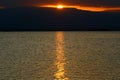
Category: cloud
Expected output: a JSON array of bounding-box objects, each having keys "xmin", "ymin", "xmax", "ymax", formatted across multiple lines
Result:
[
  {"xmin": 0, "ymin": 0, "xmax": 120, "ymax": 7},
  {"xmin": 67, "ymin": 0, "xmax": 120, "ymax": 7}
]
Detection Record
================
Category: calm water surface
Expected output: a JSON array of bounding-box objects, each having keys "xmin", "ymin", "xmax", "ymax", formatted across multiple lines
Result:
[{"xmin": 0, "ymin": 32, "xmax": 120, "ymax": 80}]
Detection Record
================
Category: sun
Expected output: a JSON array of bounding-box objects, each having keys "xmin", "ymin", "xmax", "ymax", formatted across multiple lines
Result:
[{"xmin": 57, "ymin": 5, "xmax": 64, "ymax": 9}]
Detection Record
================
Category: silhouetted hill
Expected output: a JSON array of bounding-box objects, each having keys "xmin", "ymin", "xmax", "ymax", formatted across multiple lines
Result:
[{"xmin": 0, "ymin": 7, "xmax": 120, "ymax": 31}]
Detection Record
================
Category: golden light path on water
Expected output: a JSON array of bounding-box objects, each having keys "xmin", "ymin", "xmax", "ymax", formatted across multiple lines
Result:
[
  {"xmin": 54, "ymin": 32, "xmax": 68, "ymax": 80},
  {"xmin": 37, "ymin": 4, "xmax": 120, "ymax": 12}
]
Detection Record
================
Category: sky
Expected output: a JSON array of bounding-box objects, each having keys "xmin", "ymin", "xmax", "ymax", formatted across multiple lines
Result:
[
  {"xmin": 0, "ymin": 0, "xmax": 120, "ymax": 7},
  {"xmin": 0, "ymin": 0, "xmax": 120, "ymax": 30}
]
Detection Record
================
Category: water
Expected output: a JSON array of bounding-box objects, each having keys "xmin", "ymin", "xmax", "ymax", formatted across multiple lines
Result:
[{"xmin": 0, "ymin": 31, "xmax": 120, "ymax": 80}]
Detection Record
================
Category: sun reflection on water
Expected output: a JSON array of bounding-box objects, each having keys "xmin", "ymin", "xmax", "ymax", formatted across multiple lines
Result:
[{"xmin": 54, "ymin": 32, "xmax": 68, "ymax": 80}]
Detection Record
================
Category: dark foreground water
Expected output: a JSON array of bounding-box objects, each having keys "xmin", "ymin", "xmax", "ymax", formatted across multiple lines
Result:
[{"xmin": 0, "ymin": 32, "xmax": 120, "ymax": 80}]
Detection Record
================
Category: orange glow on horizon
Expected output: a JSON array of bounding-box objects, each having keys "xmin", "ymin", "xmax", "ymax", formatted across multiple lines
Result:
[{"xmin": 37, "ymin": 4, "xmax": 120, "ymax": 12}]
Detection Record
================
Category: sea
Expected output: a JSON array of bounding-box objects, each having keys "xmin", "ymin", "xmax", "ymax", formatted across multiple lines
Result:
[{"xmin": 0, "ymin": 31, "xmax": 120, "ymax": 80}]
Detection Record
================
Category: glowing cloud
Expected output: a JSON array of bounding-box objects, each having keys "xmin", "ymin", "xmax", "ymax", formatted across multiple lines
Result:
[
  {"xmin": 37, "ymin": 4, "xmax": 120, "ymax": 12},
  {"xmin": 0, "ymin": 6, "xmax": 5, "ymax": 9}
]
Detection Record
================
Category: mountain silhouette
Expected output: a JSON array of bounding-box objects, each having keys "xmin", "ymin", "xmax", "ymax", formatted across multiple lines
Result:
[{"xmin": 0, "ymin": 7, "xmax": 120, "ymax": 31}]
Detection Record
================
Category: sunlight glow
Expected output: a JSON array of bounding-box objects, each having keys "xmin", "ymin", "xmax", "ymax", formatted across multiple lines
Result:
[
  {"xmin": 37, "ymin": 4, "xmax": 120, "ymax": 12},
  {"xmin": 57, "ymin": 5, "xmax": 64, "ymax": 9}
]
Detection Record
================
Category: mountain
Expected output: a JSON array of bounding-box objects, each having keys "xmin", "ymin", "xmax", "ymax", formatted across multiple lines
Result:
[{"xmin": 0, "ymin": 7, "xmax": 120, "ymax": 31}]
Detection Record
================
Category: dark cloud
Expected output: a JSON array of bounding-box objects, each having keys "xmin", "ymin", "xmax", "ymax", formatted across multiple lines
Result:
[
  {"xmin": 67, "ymin": 0, "xmax": 120, "ymax": 7},
  {"xmin": 0, "ymin": 0, "xmax": 120, "ymax": 7}
]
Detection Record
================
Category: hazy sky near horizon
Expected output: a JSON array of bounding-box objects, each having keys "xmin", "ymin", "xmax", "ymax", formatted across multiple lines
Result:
[{"xmin": 0, "ymin": 0, "xmax": 120, "ymax": 7}]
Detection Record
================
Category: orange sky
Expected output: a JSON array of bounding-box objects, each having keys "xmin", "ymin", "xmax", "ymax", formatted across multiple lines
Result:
[{"xmin": 36, "ymin": 4, "xmax": 120, "ymax": 12}]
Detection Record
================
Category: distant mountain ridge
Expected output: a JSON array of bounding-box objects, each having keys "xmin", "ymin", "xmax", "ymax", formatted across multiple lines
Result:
[{"xmin": 0, "ymin": 7, "xmax": 120, "ymax": 31}]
